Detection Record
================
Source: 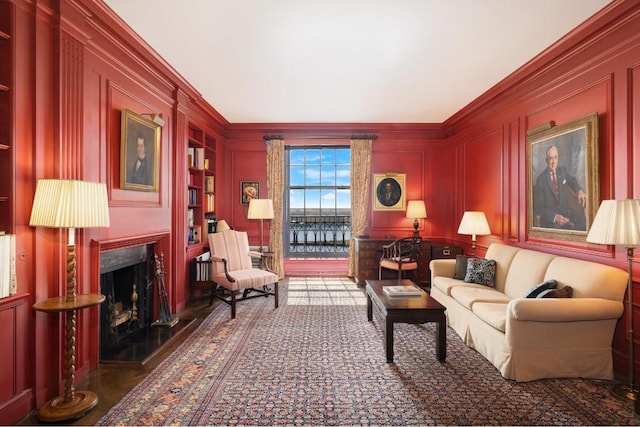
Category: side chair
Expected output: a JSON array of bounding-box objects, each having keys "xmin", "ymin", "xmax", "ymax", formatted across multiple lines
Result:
[
  {"xmin": 378, "ymin": 236, "xmax": 422, "ymax": 281},
  {"xmin": 208, "ymin": 229, "xmax": 279, "ymax": 319}
]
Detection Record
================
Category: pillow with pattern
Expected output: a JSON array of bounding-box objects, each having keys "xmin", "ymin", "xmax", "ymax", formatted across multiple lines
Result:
[
  {"xmin": 525, "ymin": 279, "xmax": 558, "ymax": 298},
  {"xmin": 538, "ymin": 286, "xmax": 573, "ymax": 298},
  {"xmin": 464, "ymin": 258, "xmax": 497, "ymax": 287},
  {"xmin": 454, "ymin": 255, "xmax": 472, "ymax": 280}
]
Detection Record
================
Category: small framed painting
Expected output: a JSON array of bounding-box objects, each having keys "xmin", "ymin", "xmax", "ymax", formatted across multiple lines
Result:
[
  {"xmin": 373, "ymin": 173, "xmax": 406, "ymax": 211},
  {"xmin": 241, "ymin": 181, "xmax": 259, "ymax": 205}
]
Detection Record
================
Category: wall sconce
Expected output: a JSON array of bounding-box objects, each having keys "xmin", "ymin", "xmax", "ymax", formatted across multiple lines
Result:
[
  {"xmin": 141, "ymin": 113, "xmax": 165, "ymax": 127},
  {"xmin": 247, "ymin": 199, "xmax": 274, "ymax": 252},
  {"xmin": 457, "ymin": 211, "xmax": 491, "ymax": 257},
  {"xmin": 406, "ymin": 200, "xmax": 427, "ymax": 237}
]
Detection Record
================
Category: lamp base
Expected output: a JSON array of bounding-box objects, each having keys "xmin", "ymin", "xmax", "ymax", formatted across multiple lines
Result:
[
  {"xmin": 37, "ymin": 390, "xmax": 98, "ymax": 422},
  {"xmin": 611, "ymin": 384, "xmax": 638, "ymax": 402}
]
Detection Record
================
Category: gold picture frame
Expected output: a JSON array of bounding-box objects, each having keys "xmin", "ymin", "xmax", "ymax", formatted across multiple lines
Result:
[
  {"xmin": 527, "ymin": 112, "xmax": 599, "ymax": 242},
  {"xmin": 373, "ymin": 173, "xmax": 406, "ymax": 211},
  {"xmin": 241, "ymin": 181, "xmax": 259, "ymax": 205},
  {"xmin": 120, "ymin": 109, "xmax": 161, "ymax": 192}
]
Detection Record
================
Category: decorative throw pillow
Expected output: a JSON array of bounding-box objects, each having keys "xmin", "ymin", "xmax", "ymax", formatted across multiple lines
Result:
[
  {"xmin": 454, "ymin": 255, "xmax": 472, "ymax": 280},
  {"xmin": 525, "ymin": 279, "xmax": 558, "ymax": 298},
  {"xmin": 463, "ymin": 258, "xmax": 497, "ymax": 287},
  {"xmin": 538, "ymin": 286, "xmax": 573, "ymax": 298}
]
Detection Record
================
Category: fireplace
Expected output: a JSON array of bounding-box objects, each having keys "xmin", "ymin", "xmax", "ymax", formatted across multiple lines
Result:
[{"xmin": 99, "ymin": 244, "xmax": 155, "ymax": 361}]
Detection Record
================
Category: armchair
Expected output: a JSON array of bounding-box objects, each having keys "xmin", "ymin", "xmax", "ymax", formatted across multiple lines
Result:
[
  {"xmin": 208, "ymin": 230, "xmax": 279, "ymax": 318},
  {"xmin": 378, "ymin": 236, "xmax": 422, "ymax": 280}
]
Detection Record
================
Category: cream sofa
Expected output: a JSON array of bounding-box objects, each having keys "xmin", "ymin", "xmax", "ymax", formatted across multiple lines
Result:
[{"xmin": 429, "ymin": 243, "xmax": 627, "ymax": 382}]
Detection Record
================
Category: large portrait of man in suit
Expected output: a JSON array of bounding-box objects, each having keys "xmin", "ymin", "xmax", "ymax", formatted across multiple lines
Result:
[
  {"xmin": 120, "ymin": 109, "xmax": 161, "ymax": 192},
  {"xmin": 528, "ymin": 113, "xmax": 599, "ymax": 242}
]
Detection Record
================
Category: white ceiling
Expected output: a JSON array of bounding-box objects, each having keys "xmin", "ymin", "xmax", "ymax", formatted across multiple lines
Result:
[{"xmin": 103, "ymin": 0, "xmax": 612, "ymax": 124}]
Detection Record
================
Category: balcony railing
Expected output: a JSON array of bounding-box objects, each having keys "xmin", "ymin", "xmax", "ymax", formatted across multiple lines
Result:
[{"xmin": 287, "ymin": 214, "xmax": 351, "ymax": 257}]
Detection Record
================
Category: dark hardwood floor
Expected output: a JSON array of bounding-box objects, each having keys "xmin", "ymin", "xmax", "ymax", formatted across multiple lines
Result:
[{"xmin": 18, "ymin": 296, "xmax": 219, "ymax": 426}]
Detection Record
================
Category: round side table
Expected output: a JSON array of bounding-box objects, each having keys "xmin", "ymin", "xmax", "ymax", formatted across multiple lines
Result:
[{"xmin": 33, "ymin": 293, "xmax": 105, "ymax": 422}]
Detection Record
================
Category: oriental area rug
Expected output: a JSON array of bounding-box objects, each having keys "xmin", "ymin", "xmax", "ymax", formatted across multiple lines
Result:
[{"xmin": 97, "ymin": 277, "xmax": 640, "ymax": 426}]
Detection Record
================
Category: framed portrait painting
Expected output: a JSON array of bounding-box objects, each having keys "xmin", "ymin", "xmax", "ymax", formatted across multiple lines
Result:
[
  {"xmin": 241, "ymin": 181, "xmax": 259, "ymax": 205},
  {"xmin": 120, "ymin": 109, "xmax": 161, "ymax": 192},
  {"xmin": 527, "ymin": 112, "xmax": 599, "ymax": 242},
  {"xmin": 373, "ymin": 173, "xmax": 406, "ymax": 211}
]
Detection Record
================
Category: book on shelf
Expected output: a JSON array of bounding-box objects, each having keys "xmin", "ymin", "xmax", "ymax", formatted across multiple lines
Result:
[
  {"xmin": 195, "ymin": 147, "xmax": 205, "ymax": 169},
  {"xmin": 187, "ymin": 147, "xmax": 195, "ymax": 168},
  {"xmin": 193, "ymin": 251, "xmax": 211, "ymax": 281},
  {"xmin": 0, "ymin": 234, "xmax": 16, "ymax": 298},
  {"xmin": 382, "ymin": 285, "xmax": 423, "ymax": 297},
  {"xmin": 188, "ymin": 208, "xmax": 195, "ymax": 226},
  {"xmin": 205, "ymin": 194, "xmax": 215, "ymax": 212},
  {"xmin": 205, "ymin": 176, "xmax": 214, "ymax": 193}
]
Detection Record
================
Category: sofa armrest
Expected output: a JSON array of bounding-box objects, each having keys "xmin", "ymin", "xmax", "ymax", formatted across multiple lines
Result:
[
  {"xmin": 429, "ymin": 259, "xmax": 456, "ymax": 281},
  {"xmin": 507, "ymin": 298, "xmax": 623, "ymax": 322}
]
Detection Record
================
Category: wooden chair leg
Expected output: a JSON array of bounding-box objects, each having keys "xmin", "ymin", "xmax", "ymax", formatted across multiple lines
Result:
[
  {"xmin": 274, "ymin": 283, "xmax": 279, "ymax": 308},
  {"xmin": 230, "ymin": 292, "xmax": 236, "ymax": 319}
]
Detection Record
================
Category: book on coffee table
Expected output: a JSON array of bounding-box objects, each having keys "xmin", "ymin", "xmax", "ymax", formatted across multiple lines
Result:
[{"xmin": 382, "ymin": 285, "xmax": 423, "ymax": 297}]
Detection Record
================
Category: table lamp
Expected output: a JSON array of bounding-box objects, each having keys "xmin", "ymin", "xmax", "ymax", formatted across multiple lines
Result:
[
  {"xmin": 406, "ymin": 200, "xmax": 427, "ymax": 237},
  {"xmin": 29, "ymin": 179, "xmax": 110, "ymax": 421},
  {"xmin": 247, "ymin": 199, "xmax": 274, "ymax": 252},
  {"xmin": 586, "ymin": 199, "xmax": 640, "ymax": 401},
  {"xmin": 457, "ymin": 211, "xmax": 491, "ymax": 256}
]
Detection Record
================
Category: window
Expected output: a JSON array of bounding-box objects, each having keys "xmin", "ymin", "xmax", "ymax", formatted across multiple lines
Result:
[{"xmin": 285, "ymin": 146, "xmax": 351, "ymax": 258}]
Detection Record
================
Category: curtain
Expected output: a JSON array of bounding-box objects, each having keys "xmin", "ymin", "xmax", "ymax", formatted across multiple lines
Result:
[
  {"xmin": 348, "ymin": 139, "xmax": 373, "ymax": 277},
  {"xmin": 266, "ymin": 139, "xmax": 285, "ymax": 279}
]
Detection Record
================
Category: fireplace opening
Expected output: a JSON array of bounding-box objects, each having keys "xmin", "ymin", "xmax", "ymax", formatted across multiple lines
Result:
[{"xmin": 99, "ymin": 244, "xmax": 192, "ymax": 364}]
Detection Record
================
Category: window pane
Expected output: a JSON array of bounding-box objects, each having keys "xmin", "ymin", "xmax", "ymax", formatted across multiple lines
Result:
[
  {"xmin": 336, "ymin": 165, "xmax": 350, "ymax": 186},
  {"xmin": 306, "ymin": 149, "xmax": 321, "ymax": 165},
  {"xmin": 290, "ymin": 166, "xmax": 305, "ymax": 186},
  {"xmin": 321, "ymin": 149, "xmax": 335, "ymax": 165},
  {"xmin": 321, "ymin": 165, "xmax": 335, "ymax": 186},
  {"xmin": 336, "ymin": 148, "xmax": 350, "ymax": 165},
  {"xmin": 305, "ymin": 189, "xmax": 320, "ymax": 209},
  {"xmin": 290, "ymin": 189, "xmax": 304, "ymax": 208},
  {"xmin": 320, "ymin": 189, "xmax": 336, "ymax": 210},
  {"xmin": 290, "ymin": 150, "xmax": 305, "ymax": 165},
  {"xmin": 306, "ymin": 166, "xmax": 321, "ymax": 186},
  {"xmin": 337, "ymin": 189, "xmax": 351, "ymax": 208}
]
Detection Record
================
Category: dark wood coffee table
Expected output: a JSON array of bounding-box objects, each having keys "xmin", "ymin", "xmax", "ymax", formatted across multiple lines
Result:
[{"xmin": 366, "ymin": 279, "xmax": 446, "ymax": 363}]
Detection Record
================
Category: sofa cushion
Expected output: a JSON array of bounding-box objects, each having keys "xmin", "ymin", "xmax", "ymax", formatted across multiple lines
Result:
[
  {"xmin": 525, "ymin": 279, "xmax": 557, "ymax": 298},
  {"xmin": 544, "ymin": 257, "xmax": 628, "ymax": 301},
  {"xmin": 538, "ymin": 286, "xmax": 573, "ymax": 298},
  {"xmin": 454, "ymin": 255, "xmax": 472, "ymax": 280},
  {"xmin": 485, "ymin": 244, "xmax": 521, "ymax": 292},
  {"xmin": 464, "ymin": 258, "xmax": 497, "ymax": 287},
  {"xmin": 431, "ymin": 277, "xmax": 483, "ymax": 297},
  {"xmin": 503, "ymin": 249, "xmax": 556, "ymax": 299},
  {"xmin": 472, "ymin": 302, "xmax": 508, "ymax": 332},
  {"xmin": 450, "ymin": 285, "xmax": 511, "ymax": 310}
]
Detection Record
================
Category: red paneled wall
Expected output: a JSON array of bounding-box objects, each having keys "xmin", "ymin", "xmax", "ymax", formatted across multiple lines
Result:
[{"xmin": 3, "ymin": 0, "xmax": 640, "ymax": 423}]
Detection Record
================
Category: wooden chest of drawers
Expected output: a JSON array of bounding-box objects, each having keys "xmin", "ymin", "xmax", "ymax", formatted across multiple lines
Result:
[{"xmin": 353, "ymin": 237, "xmax": 431, "ymax": 286}]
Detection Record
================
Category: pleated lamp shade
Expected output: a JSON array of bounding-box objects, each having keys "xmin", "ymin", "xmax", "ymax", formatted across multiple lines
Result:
[
  {"xmin": 586, "ymin": 199, "xmax": 640, "ymax": 246},
  {"xmin": 457, "ymin": 211, "xmax": 491, "ymax": 236},
  {"xmin": 29, "ymin": 179, "xmax": 110, "ymax": 229},
  {"xmin": 247, "ymin": 199, "xmax": 274, "ymax": 220}
]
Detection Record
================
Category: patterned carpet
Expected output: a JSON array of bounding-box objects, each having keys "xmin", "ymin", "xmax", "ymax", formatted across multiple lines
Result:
[{"xmin": 98, "ymin": 278, "xmax": 640, "ymax": 426}]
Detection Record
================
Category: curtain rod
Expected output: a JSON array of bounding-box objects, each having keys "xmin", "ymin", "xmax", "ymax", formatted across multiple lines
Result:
[{"xmin": 263, "ymin": 134, "xmax": 378, "ymax": 141}]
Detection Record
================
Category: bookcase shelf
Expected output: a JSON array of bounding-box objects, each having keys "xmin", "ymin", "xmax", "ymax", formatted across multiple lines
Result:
[
  {"xmin": 0, "ymin": 2, "xmax": 13, "ymax": 234},
  {"xmin": 187, "ymin": 123, "xmax": 216, "ymax": 247}
]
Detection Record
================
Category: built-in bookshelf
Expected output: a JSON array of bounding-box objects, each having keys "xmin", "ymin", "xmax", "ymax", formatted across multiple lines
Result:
[
  {"xmin": 187, "ymin": 123, "xmax": 216, "ymax": 246},
  {"xmin": 0, "ymin": 3, "xmax": 12, "ymax": 234}
]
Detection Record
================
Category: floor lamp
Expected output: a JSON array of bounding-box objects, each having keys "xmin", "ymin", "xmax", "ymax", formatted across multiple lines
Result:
[
  {"xmin": 247, "ymin": 198, "xmax": 274, "ymax": 252},
  {"xmin": 29, "ymin": 179, "xmax": 110, "ymax": 421},
  {"xmin": 586, "ymin": 199, "xmax": 640, "ymax": 401},
  {"xmin": 406, "ymin": 200, "xmax": 427, "ymax": 237},
  {"xmin": 457, "ymin": 211, "xmax": 491, "ymax": 257}
]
